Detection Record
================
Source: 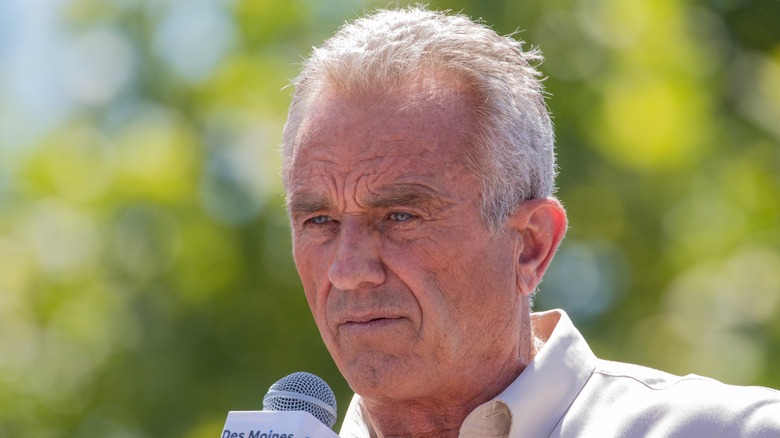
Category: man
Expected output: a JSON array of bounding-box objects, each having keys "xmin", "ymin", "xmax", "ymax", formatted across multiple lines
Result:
[{"xmin": 281, "ymin": 6, "xmax": 780, "ymax": 438}]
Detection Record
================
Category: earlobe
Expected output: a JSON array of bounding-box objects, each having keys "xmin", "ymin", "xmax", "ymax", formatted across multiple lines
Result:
[{"xmin": 510, "ymin": 197, "xmax": 568, "ymax": 296}]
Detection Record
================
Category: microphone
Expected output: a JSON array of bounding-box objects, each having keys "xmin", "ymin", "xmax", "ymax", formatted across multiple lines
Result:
[
  {"xmin": 221, "ymin": 372, "xmax": 341, "ymax": 438},
  {"xmin": 262, "ymin": 372, "xmax": 338, "ymax": 428}
]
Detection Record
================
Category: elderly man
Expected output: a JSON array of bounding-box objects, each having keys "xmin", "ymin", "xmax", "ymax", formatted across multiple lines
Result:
[{"xmin": 281, "ymin": 6, "xmax": 780, "ymax": 438}]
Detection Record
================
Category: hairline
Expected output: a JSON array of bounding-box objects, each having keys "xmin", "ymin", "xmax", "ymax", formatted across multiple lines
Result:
[{"xmin": 281, "ymin": 7, "xmax": 557, "ymax": 233}]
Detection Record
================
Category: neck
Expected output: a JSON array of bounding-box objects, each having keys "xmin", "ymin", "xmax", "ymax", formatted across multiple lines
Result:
[
  {"xmin": 361, "ymin": 312, "xmax": 538, "ymax": 437},
  {"xmin": 363, "ymin": 399, "xmax": 472, "ymax": 438}
]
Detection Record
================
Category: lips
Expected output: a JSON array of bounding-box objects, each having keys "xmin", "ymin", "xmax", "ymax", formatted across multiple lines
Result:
[
  {"xmin": 342, "ymin": 313, "xmax": 401, "ymax": 325},
  {"xmin": 345, "ymin": 313, "xmax": 393, "ymax": 323},
  {"xmin": 327, "ymin": 292, "xmax": 417, "ymax": 333},
  {"xmin": 337, "ymin": 312, "xmax": 406, "ymax": 333}
]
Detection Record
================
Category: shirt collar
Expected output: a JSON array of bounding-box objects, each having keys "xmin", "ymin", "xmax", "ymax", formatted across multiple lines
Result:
[
  {"xmin": 339, "ymin": 309, "xmax": 597, "ymax": 438},
  {"xmin": 484, "ymin": 309, "xmax": 598, "ymax": 437}
]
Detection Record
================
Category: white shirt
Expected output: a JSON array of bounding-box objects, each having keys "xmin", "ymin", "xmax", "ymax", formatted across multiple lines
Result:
[{"xmin": 339, "ymin": 309, "xmax": 780, "ymax": 437}]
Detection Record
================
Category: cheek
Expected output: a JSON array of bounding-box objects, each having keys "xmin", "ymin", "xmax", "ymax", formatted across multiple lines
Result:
[
  {"xmin": 430, "ymin": 240, "xmax": 516, "ymax": 319},
  {"xmin": 382, "ymin": 240, "xmax": 469, "ymax": 327},
  {"xmin": 292, "ymin": 242, "xmax": 330, "ymax": 314}
]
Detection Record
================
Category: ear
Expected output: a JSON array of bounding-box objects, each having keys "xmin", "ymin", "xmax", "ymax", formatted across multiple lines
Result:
[{"xmin": 508, "ymin": 197, "xmax": 568, "ymax": 296}]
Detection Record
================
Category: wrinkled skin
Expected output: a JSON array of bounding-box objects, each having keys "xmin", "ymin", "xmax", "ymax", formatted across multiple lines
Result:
[{"xmin": 286, "ymin": 77, "xmax": 566, "ymax": 437}]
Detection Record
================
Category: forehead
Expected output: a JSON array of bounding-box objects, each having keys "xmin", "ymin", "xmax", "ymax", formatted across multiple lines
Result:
[{"xmin": 288, "ymin": 77, "xmax": 476, "ymax": 186}]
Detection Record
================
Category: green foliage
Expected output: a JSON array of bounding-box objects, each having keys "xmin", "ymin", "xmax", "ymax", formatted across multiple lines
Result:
[{"xmin": 0, "ymin": 0, "xmax": 778, "ymax": 436}]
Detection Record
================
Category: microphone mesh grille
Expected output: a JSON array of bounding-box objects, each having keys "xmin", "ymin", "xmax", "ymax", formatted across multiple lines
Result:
[{"xmin": 262, "ymin": 372, "xmax": 338, "ymax": 428}]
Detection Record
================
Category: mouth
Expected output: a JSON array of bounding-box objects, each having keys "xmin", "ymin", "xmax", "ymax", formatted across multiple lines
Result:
[{"xmin": 340, "ymin": 315, "xmax": 404, "ymax": 330}]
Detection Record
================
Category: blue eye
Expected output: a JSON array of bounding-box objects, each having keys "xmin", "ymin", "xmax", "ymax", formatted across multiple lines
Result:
[
  {"xmin": 309, "ymin": 215, "xmax": 332, "ymax": 225},
  {"xmin": 389, "ymin": 211, "xmax": 414, "ymax": 222}
]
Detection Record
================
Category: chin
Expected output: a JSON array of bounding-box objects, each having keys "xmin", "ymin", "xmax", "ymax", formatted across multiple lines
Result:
[{"xmin": 340, "ymin": 355, "xmax": 421, "ymax": 400}]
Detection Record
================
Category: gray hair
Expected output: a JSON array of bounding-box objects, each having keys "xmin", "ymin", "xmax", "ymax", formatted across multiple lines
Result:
[{"xmin": 281, "ymin": 6, "xmax": 556, "ymax": 231}]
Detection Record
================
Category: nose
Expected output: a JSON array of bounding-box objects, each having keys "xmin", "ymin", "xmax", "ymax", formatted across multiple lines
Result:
[{"xmin": 328, "ymin": 217, "xmax": 386, "ymax": 290}]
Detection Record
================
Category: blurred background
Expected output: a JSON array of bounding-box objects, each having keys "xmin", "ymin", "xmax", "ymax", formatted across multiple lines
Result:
[{"xmin": 0, "ymin": 0, "xmax": 779, "ymax": 436}]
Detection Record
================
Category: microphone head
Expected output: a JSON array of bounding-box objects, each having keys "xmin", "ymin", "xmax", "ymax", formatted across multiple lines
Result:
[{"xmin": 262, "ymin": 372, "xmax": 338, "ymax": 429}]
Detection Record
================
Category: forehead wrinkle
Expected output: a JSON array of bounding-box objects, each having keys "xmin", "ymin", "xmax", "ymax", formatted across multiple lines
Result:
[
  {"xmin": 286, "ymin": 165, "xmax": 342, "ymax": 215},
  {"xmin": 287, "ymin": 165, "xmax": 373, "ymax": 216}
]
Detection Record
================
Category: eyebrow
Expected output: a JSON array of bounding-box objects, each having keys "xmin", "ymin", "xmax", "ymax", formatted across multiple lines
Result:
[
  {"xmin": 363, "ymin": 186, "xmax": 441, "ymax": 210},
  {"xmin": 287, "ymin": 192, "xmax": 331, "ymax": 217}
]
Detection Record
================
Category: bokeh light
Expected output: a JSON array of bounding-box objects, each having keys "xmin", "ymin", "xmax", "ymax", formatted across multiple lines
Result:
[{"xmin": 1, "ymin": 0, "xmax": 778, "ymax": 436}]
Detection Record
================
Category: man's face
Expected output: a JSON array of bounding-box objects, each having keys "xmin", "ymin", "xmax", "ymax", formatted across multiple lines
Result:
[{"xmin": 286, "ymin": 79, "xmax": 526, "ymax": 402}]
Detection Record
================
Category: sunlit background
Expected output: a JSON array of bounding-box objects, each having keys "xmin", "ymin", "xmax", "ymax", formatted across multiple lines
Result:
[{"xmin": 0, "ymin": 0, "xmax": 778, "ymax": 436}]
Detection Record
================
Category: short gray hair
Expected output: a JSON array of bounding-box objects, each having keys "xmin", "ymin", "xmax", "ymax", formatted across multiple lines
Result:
[{"xmin": 281, "ymin": 6, "xmax": 556, "ymax": 231}]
